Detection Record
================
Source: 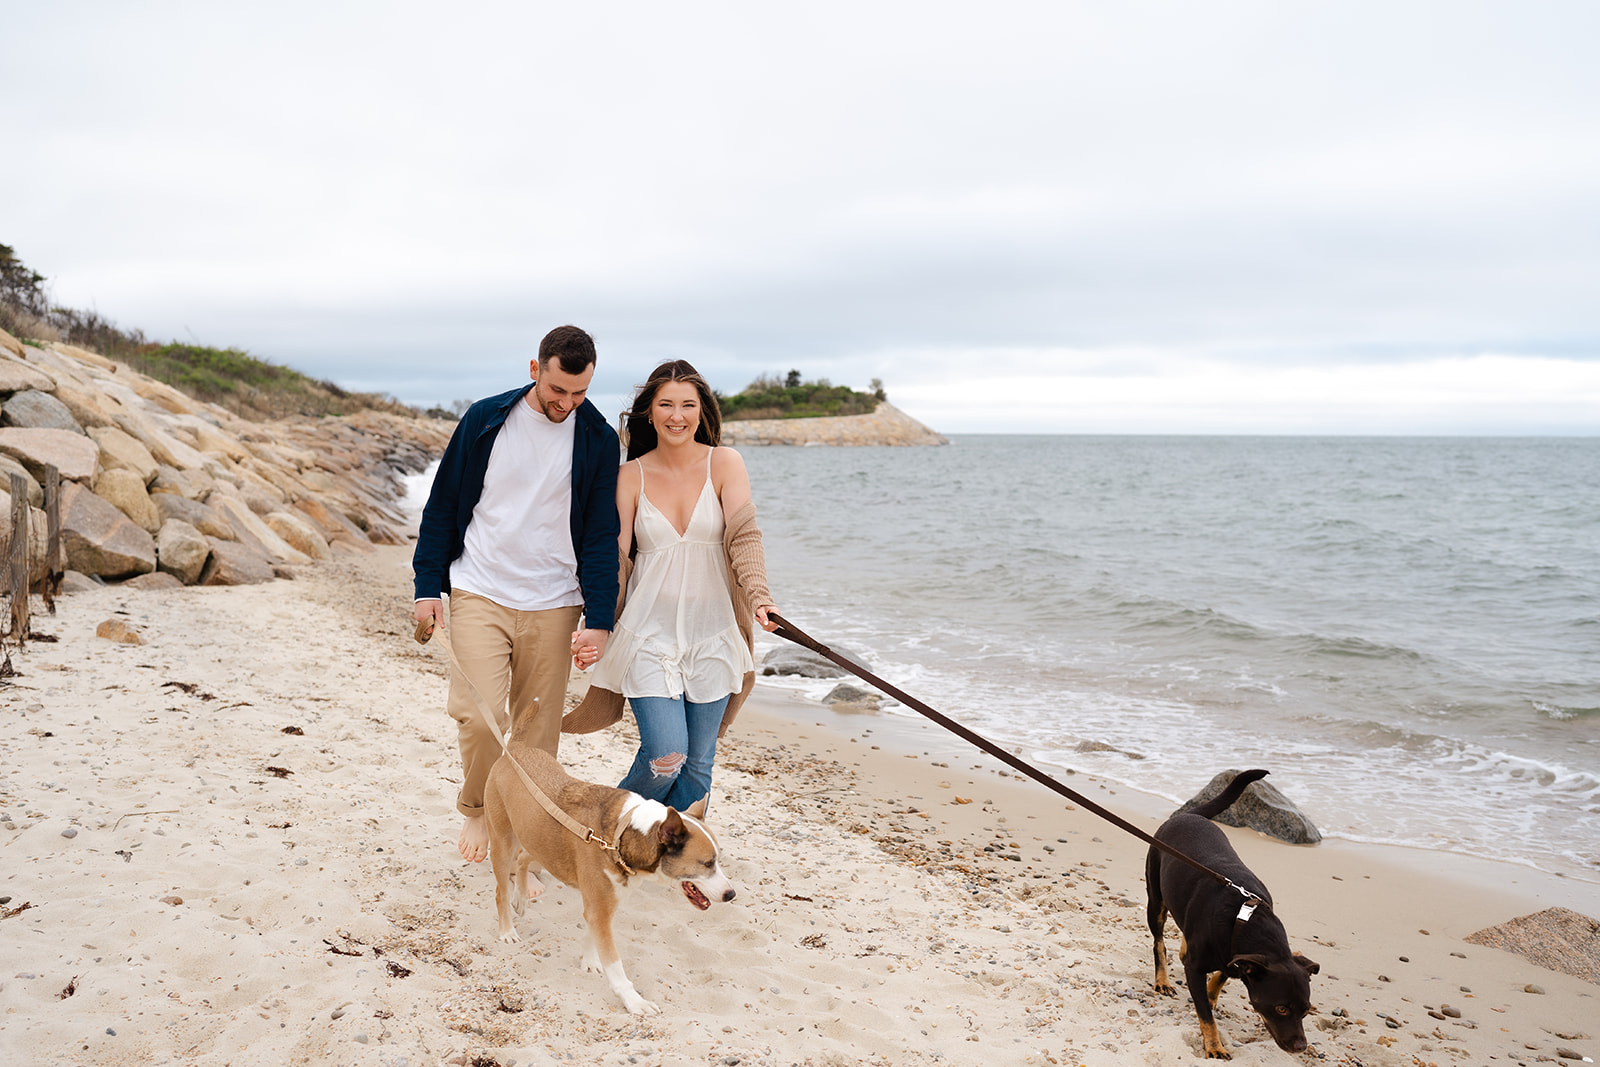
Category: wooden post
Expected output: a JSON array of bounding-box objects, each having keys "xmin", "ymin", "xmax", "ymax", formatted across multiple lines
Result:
[
  {"xmin": 42, "ymin": 464, "xmax": 62, "ymax": 614},
  {"xmin": 8, "ymin": 472, "xmax": 29, "ymax": 643}
]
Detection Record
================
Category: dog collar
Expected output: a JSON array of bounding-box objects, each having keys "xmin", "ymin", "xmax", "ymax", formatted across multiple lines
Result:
[{"xmin": 603, "ymin": 798, "xmax": 646, "ymax": 877}]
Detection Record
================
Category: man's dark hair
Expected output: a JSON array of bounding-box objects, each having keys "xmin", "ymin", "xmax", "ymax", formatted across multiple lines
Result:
[{"xmin": 538, "ymin": 325, "xmax": 597, "ymax": 374}]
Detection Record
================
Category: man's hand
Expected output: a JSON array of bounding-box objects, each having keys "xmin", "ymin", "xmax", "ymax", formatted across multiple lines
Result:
[
  {"xmin": 414, "ymin": 598, "xmax": 443, "ymax": 643},
  {"xmin": 570, "ymin": 627, "xmax": 610, "ymax": 670}
]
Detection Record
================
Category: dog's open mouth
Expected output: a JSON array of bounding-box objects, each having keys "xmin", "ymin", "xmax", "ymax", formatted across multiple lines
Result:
[{"xmin": 681, "ymin": 881, "xmax": 710, "ymax": 910}]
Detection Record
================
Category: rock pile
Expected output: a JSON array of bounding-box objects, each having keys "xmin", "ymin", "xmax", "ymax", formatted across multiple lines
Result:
[
  {"xmin": 0, "ymin": 325, "xmax": 450, "ymax": 589},
  {"xmin": 721, "ymin": 401, "xmax": 947, "ymax": 447}
]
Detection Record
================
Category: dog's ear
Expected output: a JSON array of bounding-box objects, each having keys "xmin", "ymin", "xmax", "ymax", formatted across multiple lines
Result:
[
  {"xmin": 1226, "ymin": 954, "xmax": 1271, "ymax": 980},
  {"xmin": 658, "ymin": 809, "xmax": 688, "ymax": 849},
  {"xmin": 684, "ymin": 796, "xmax": 709, "ymax": 821},
  {"xmin": 1292, "ymin": 952, "xmax": 1320, "ymax": 976}
]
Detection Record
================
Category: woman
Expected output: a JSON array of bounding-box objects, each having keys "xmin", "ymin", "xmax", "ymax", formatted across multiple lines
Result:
[{"xmin": 566, "ymin": 360, "xmax": 779, "ymax": 812}]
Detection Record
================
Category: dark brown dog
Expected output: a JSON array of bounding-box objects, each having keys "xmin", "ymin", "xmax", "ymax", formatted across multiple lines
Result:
[{"xmin": 1145, "ymin": 769, "xmax": 1319, "ymax": 1059}]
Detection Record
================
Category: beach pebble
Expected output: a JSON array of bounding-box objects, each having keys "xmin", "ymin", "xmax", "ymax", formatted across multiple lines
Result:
[
  {"xmin": 160, "ymin": 896, "xmax": 183, "ymax": 906},
  {"xmin": 1524, "ymin": 983, "xmax": 1546, "ymax": 994},
  {"xmin": 353, "ymin": 1033, "xmax": 368, "ymax": 1043},
  {"xmin": 60, "ymin": 828, "xmax": 77, "ymax": 839},
  {"xmin": 95, "ymin": 620, "xmax": 142, "ymax": 645},
  {"xmin": 1556, "ymin": 1049, "xmax": 1583, "ymax": 1061},
  {"xmin": 1441, "ymin": 1005, "xmax": 1462, "ymax": 1018}
]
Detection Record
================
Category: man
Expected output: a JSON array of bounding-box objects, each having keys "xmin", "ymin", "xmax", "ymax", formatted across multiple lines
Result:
[{"xmin": 412, "ymin": 325, "xmax": 620, "ymax": 863}]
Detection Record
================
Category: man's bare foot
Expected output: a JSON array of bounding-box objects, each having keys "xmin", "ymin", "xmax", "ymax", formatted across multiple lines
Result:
[{"xmin": 458, "ymin": 815, "xmax": 489, "ymax": 863}]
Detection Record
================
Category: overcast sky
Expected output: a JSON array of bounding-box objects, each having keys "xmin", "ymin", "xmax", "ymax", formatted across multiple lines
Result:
[{"xmin": 6, "ymin": 2, "xmax": 1598, "ymax": 433}]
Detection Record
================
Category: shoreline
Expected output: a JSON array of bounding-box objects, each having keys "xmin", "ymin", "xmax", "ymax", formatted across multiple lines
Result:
[
  {"xmin": 1, "ymin": 545, "xmax": 1595, "ymax": 1066},
  {"xmin": 747, "ymin": 681, "xmax": 1600, "ymax": 909}
]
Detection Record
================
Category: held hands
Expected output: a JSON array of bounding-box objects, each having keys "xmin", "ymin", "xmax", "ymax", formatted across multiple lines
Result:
[{"xmin": 570, "ymin": 628, "xmax": 609, "ymax": 670}]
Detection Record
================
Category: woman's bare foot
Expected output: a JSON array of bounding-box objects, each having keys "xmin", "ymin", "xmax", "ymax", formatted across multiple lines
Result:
[{"xmin": 458, "ymin": 815, "xmax": 490, "ymax": 862}]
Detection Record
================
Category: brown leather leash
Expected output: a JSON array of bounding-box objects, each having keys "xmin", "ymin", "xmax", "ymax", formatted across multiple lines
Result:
[
  {"xmin": 768, "ymin": 611, "xmax": 1265, "ymax": 907},
  {"xmin": 413, "ymin": 616, "xmax": 635, "ymax": 874}
]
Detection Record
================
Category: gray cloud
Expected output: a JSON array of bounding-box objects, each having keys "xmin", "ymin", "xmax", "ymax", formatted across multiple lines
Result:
[{"xmin": 6, "ymin": 1, "xmax": 1598, "ymax": 430}]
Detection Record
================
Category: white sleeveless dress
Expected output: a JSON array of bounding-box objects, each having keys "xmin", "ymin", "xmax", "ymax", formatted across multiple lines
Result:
[{"xmin": 588, "ymin": 453, "xmax": 754, "ymax": 702}]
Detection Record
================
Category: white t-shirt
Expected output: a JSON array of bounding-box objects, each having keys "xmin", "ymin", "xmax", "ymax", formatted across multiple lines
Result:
[{"xmin": 449, "ymin": 396, "xmax": 583, "ymax": 612}]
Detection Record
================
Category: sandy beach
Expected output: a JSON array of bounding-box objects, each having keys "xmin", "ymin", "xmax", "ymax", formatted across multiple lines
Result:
[{"xmin": 3, "ymin": 545, "xmax": 1596, "ymax": 1067}]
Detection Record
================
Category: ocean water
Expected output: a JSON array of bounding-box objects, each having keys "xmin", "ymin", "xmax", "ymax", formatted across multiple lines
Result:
[{"xmin": 738, "ymin": 436, "xmax": 1600, "ymax": 882}]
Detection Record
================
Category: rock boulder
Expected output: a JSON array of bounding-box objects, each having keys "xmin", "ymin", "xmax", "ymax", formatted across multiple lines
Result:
[
  {"xmin": 0, "ymin": 426, "xmax": 100, "ymax": 482},
  {"xmin": 2, "ymin": 390, "xmax": 85, "ymax": 434},
  {"xmin": 199, "ymin": 538, "xmax": 276, "ymax": 586},
  {"xmin": 155, "ymin": 519, "xmax": 210, "ymax": 585},
  {"xmin": 1174, "ymin": 769, "xmax": 1322, "ymax": 845},
  {"xmin": 761, "ymin": 643, "xmax": 872, "ymax": 679},
  {"xmin": 94, "ymin": 468, "xmax": 163, "ymax": 534},
  {"xmin": 60, "ymin": 481, "xmax": 157, "ymax": 579}
]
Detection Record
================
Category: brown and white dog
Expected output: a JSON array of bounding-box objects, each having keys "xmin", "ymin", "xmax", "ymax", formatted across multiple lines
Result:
[{"xmin": 483, "ymin": 735, "xmax": 736, "ymax": 1015}]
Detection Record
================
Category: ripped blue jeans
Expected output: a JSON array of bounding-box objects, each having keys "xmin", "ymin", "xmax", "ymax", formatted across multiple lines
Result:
[{"xmin": 618, "ymin": 693, "xmax": 730, "ymax": 811}]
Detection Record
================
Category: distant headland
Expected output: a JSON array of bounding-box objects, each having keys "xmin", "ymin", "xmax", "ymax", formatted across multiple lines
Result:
[
  {"xmin": 721, "ymin": 401, "xmax": 947, "ymax": 447},
  {"xmin": 717, "ymin": 370, "xmax": 946, "ymax": 447}
]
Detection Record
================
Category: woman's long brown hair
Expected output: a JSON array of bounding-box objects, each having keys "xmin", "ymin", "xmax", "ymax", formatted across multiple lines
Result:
[{"xmin": 619, "ymin": 360, "xmax": 723, "ymax": 461}]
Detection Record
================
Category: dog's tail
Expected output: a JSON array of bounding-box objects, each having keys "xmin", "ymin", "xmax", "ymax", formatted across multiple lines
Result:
[{"xmin": 1190, "ymin": 768, "xmax": 1270, "ymax": 821}]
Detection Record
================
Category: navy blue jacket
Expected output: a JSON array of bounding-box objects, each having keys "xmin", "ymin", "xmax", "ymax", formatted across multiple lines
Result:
[{"xmin": 411, "ymin": 384, "xmax": 621, "ymax": 630}]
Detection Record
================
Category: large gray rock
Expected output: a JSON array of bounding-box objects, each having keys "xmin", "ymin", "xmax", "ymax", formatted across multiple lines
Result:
[
  {"xmin": 0, "ymin": 454, "xmax": 43, "ymax": 507},
  {"xmin": 760, "ymin": 642, "xmax": 871, "ymax": 679},
  {"xmin": 0, "ymin": 426, "xmax": 100, "ymax": 482},
  {"xmin": 1175, "ymin": 769, "xmax": 1322, "ymax": 845},
  {"xmin": 2, "ymin": 390, "xmax": 85, "ymax": 434},
  {"xmin": 60, "ymin": 481, "xmax": 157, "ymax": 579},
  {"xmin": 155, "ymin": 519, "xmax": 210, "ymax": 585},
  {"xmin": 94, "ymin": 468, "xmax": 163, "ymax": 534},
  {"xmin": 152, "ymin": 493, "xmax": 235, "ymax": 540},
  {"xmin": 199, "ymin": 538, "xmax": 275, "ymax": 586}
]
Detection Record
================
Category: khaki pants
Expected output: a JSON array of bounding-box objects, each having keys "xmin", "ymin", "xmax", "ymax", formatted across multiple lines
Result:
[{"xmin": 445, "ymin": 590, "xmax": 582, "ymax": 818}]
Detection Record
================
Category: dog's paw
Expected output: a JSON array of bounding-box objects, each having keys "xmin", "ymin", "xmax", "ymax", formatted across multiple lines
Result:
[
  {"xmin": 622, "ymin": 992, "xmax": 661, "ymax": 1016},
  {"xmin": 498, "ymin": 927, "xmax": 522, "ymax": 945},
  {"xmin": 1154, "ymin": 980, "xmax": 1177, "ymax": 996}
]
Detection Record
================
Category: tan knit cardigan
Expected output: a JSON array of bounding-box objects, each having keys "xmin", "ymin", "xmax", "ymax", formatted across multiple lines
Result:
[{"xmin": 561, "ymin": 499, "xmax": 772, "ymax": 739}]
